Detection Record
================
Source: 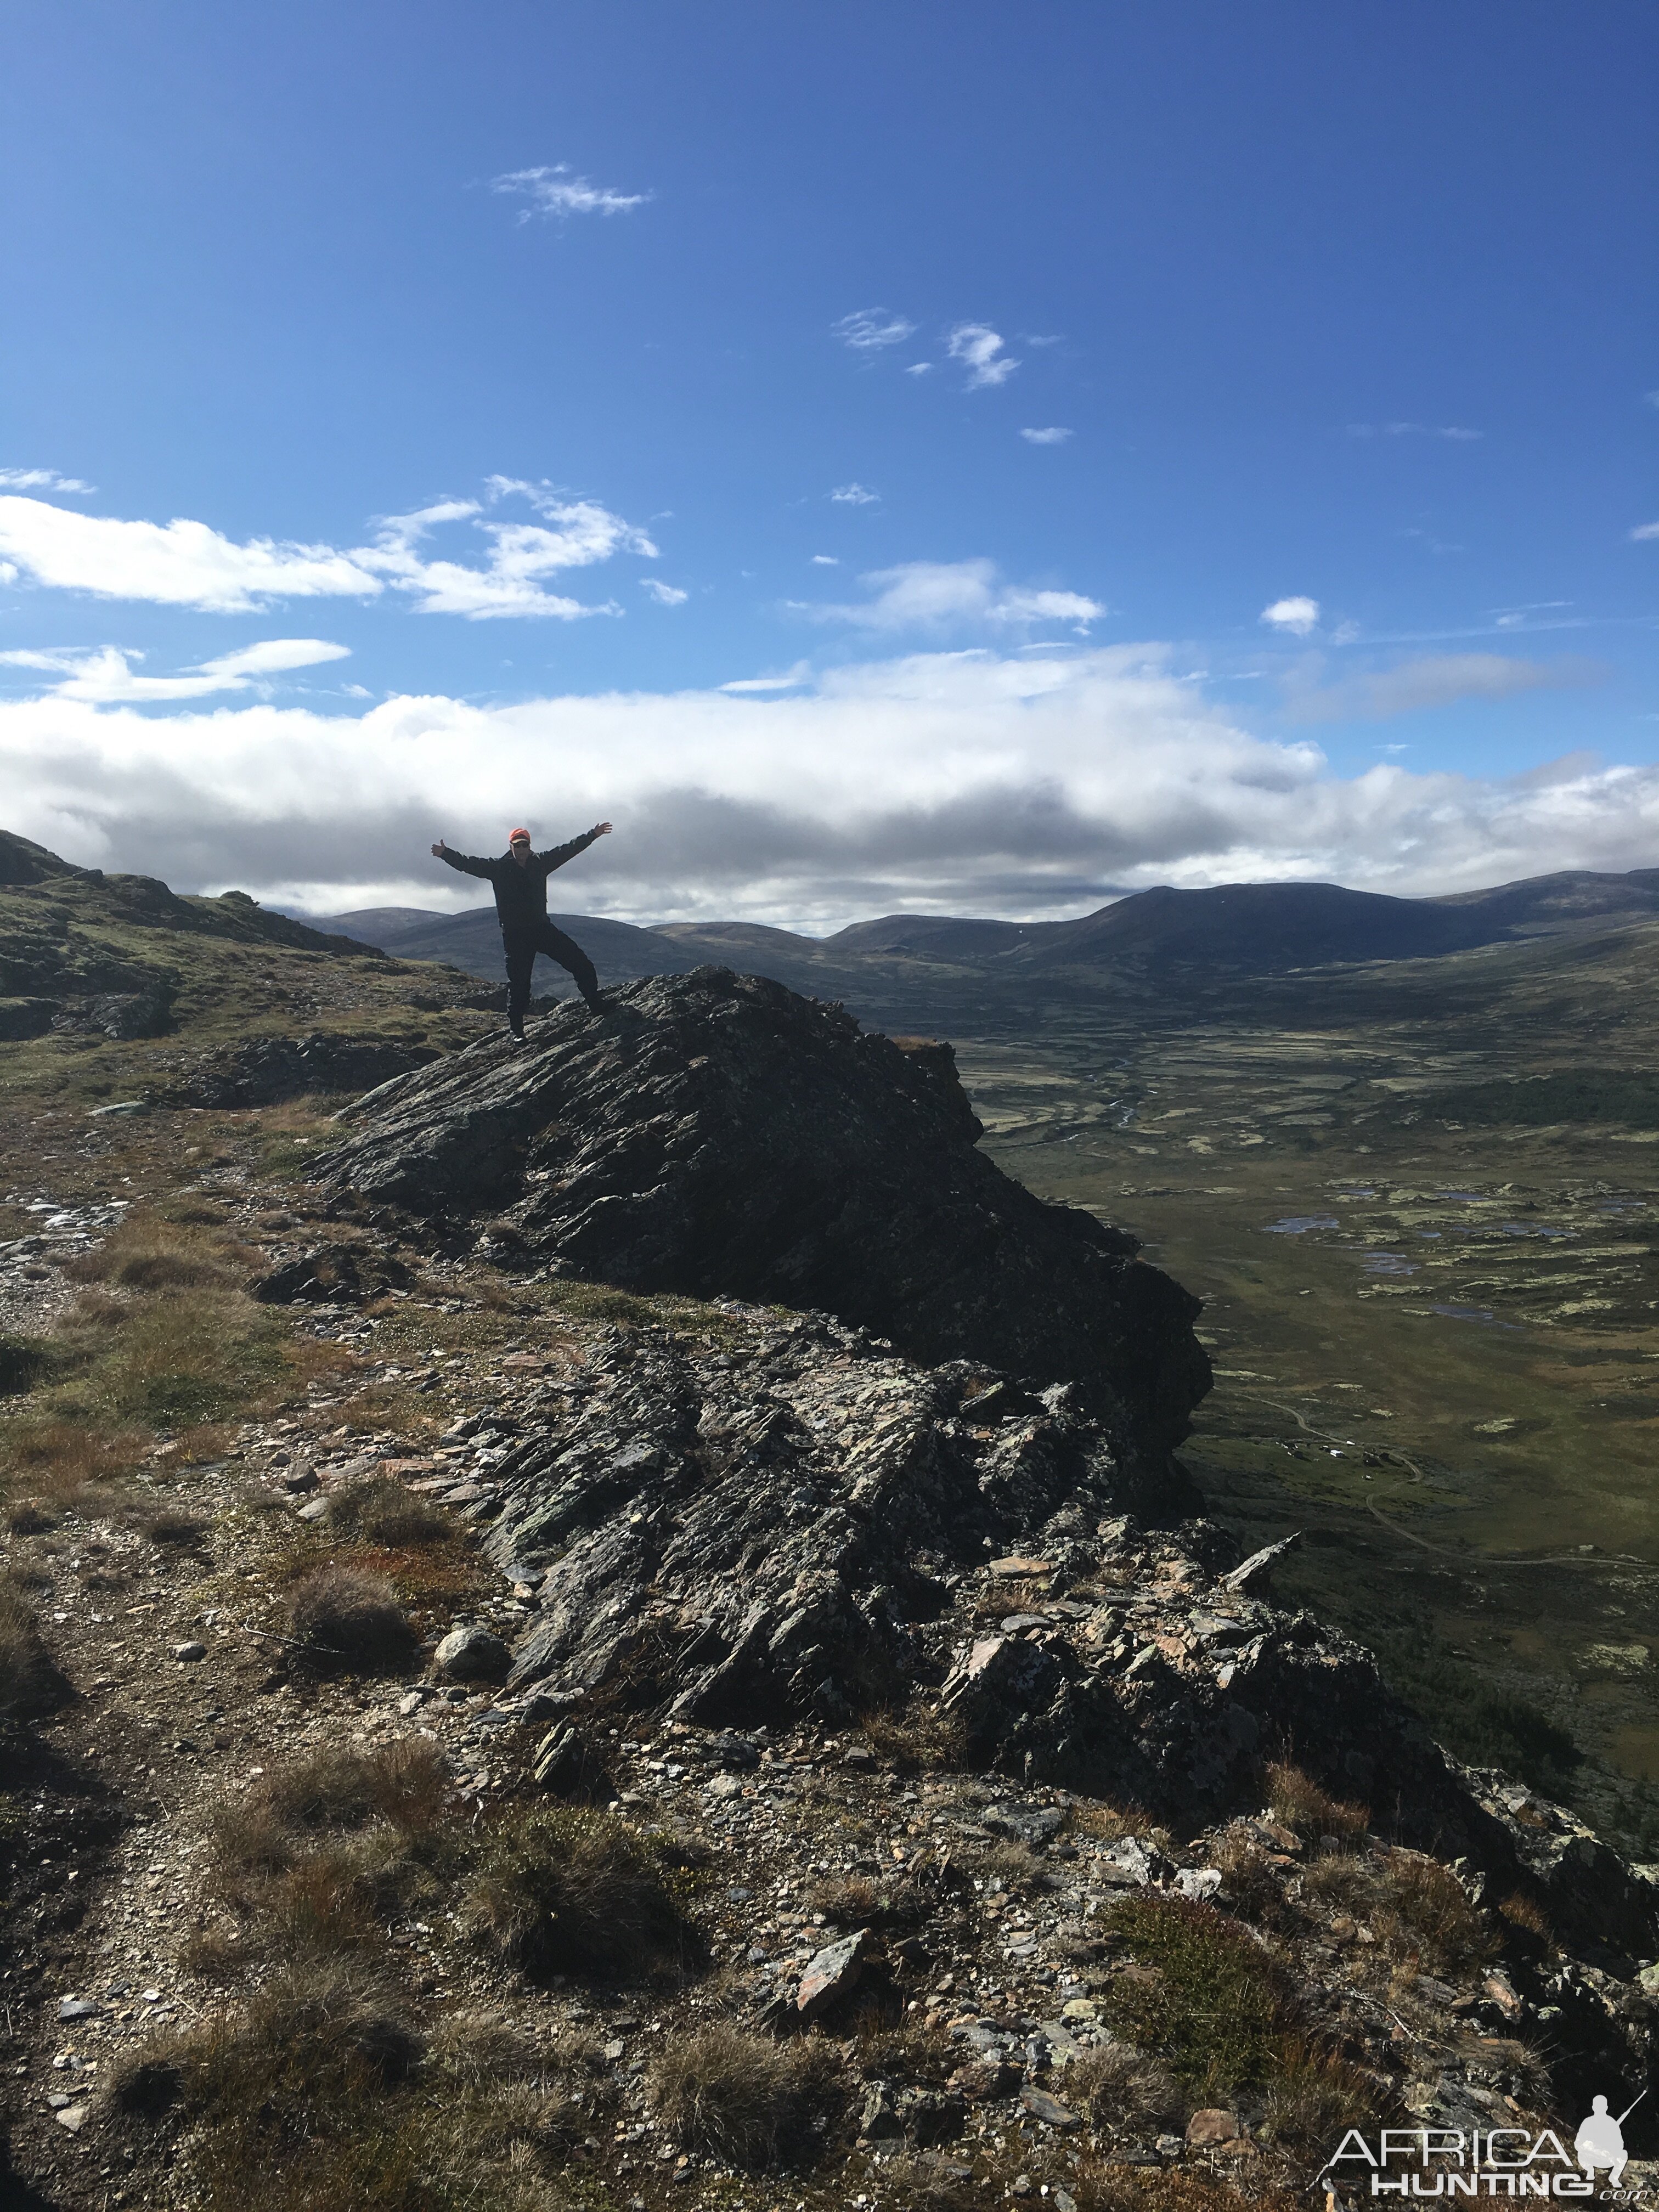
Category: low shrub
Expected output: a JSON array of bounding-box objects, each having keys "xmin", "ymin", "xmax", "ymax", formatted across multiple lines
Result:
[
  {"xmin": 1497, "ymin": 1889, "xmax": 1555, "ymax": 1946},
  {"xmin": 465, "ymin": 1804, "xmax": 701, "ymax": 1982},
  {"xmin": 1266, "ymin": 1760, "xmax": 1369, "ymax": 1849},
  {"xmin": 1099, "ymin": 1893, "xmax": 1291, "ymax": 2102},
  {"xmin": 648, "ymin": 2023, "xmax": 842, "ymax": 2170},
  {"xmin": 859, "ymin": 1697, "xmax": 969, "ymax": 1773},
  {"xmin": 286, "ymin": 1566, "xmax": 419, "ymax": 1675},
  {"xmin": 1373, "ymin": 1851, "xmax": 1497, "ymax": 1977}
]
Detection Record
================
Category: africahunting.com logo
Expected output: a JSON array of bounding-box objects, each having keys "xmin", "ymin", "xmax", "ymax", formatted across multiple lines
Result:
[{"xmin": 1320, "ymin": 2095, "xmax": 1647, "ymax": 2202}]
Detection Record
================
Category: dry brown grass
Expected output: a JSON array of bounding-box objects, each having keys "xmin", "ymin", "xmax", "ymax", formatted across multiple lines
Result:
[
  {"xmin": 66, "ymin": 1211, "xmax": 253, "ymax": 1294},
  {"xmin": 1063, "ymin": 2040, "xmax": 1181, "ymax": 2128},
  {"xmin": 1372, "ymin": 1851, "xmax": 1498, "ymax": 1978},
  {"xmin": 0, "ymin": 1570, "xmax": 71, "ymax": 1717},
  {"xmin": 1077, "ymin": 2161, "xmax": 1307, "ymax": 2212},
  {"xmin": 1497, "ymin": 1889, "xmax": 1556, "ymax": 1947},
  {"xmin": 860, "ymin": 1697, "xmax": 969, "ymax": 1773},
  {"xmin": 982, "ymin": 1841, "xmax": 1048, "ymax": 1892},
  {"xmin": 133, "ymin": 1504, "xmax": 209, "ymax": 1548},
  {"xmin": 285, "ymin": 1565, "xmax": 419, "ymax": 1675},
  {"xmin": 4, "ymin": 1497, "xmax": 57, "ymax": 1534},
  {"xmin": 465, "ymin": 1804, "xmax": 702, "ymax": 1982},
  {"xmin": 647, "ymin": 2023, "xmax": 843, "ymax": 2170},
  {"xmin": 0, "ymin": 1416, "xmax": 148, "ymax": 1508},
  {"xmin": 328, "ymin": 1477, "xmax": 450, "ymax": 1548},
  {"xmin": 212, "ymin": 1742, "xmax": 449, "ymax": 1875},
  {"xmin": 1258, "ymin": 2038, "xmax": 1379, "ymax": 2148},
  {"xmin": 1265, "ymin": 1760, "xmax": 1369, "ymax": 1849},
  {"xmin": 1210, "ymin": 1826, "xmax": 1294, "ymax": 1929}
]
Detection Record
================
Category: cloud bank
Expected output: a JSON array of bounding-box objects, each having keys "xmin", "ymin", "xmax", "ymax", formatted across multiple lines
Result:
[{"xmin": 3, "ymin": 645, "xmax": 1650, "ymax": 927}]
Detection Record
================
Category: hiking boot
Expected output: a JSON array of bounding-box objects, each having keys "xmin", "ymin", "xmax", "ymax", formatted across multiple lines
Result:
[
  {"xmin": 509, "ymin": 1020, "xmax": 527, "ymax": 1045},
  {"xmin": 582, "ymin": 990, "xmax": 607, "ymax": 1015}
]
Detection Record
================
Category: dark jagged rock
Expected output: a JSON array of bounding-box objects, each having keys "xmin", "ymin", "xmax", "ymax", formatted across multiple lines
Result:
[
  {"xmin": 163, "ymin": 1031, "xmax": 439, "ymax": 1108},
  {"xmin": 464, "ymin": 1304, "xmax": 1648, "ymax": 1950},
  {"xmin": 252, "ymin": 1236, "xmax": 415, "ymax": 1305},
  {"xmin": 49, "ymin": 978, "xmax": 174, "ymax": 1040},
  {"xmin": 319, "ymin": 968, "xmax": 1211, "ymax": 1463}
]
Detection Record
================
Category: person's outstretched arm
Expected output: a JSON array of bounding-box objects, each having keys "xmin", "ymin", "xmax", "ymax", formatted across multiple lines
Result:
[
  {"xmin": 538, "ymin": 821, "xmax": 613, "ymax": 874},
  {"xmin": 431, "ymin": 838, "xmax": 495, "ymax": 879}
]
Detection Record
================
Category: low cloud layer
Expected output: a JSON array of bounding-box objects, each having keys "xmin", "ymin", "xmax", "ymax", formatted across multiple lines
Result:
[{"xmin": 3, "ymin": 646, "xmax": 1654, "ymax": 927}]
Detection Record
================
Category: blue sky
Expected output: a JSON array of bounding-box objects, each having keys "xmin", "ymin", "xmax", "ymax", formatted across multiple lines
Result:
[{"xmin": 1, "ymin": 0, "xmax": 1655, "ymax": 922}]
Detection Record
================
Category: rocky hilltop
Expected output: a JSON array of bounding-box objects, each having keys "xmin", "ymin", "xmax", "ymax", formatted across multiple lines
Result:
[
  {"xmin": 318, "ymin": 968, "xmax": 1212, "ymax": 1468},
  {"xmin": 6, "ymin": 900, "xmax": 1659, "ymax": 2211}
]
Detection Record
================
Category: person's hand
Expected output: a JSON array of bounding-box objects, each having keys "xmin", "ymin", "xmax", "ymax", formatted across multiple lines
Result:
[
  {"xmin": 431, "ymin": 839, "xmax": 447, "ymax": 857},
  {"xmin": 592, "ymin": 821, "xmax": 613, "ymax": 836}
]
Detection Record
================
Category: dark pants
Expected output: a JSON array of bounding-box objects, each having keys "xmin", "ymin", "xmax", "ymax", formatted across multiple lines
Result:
[{"xmin": 503, "ymin": 920, "xmax": 599, "ymax": 1025}]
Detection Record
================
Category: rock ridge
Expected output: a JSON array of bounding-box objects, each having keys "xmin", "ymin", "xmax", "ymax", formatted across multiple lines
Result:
[{"xmin": 318, "ymin": 967, "xmax": 1212, "ymax": 1468}]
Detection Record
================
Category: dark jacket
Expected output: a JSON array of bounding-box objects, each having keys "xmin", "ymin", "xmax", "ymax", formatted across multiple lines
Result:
[{"xmin": 437, "ymin": 832, "xmax": 600, "ymax": 935}]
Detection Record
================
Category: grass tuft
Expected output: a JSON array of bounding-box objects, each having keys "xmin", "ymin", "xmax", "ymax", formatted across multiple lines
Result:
[
  {"xmin": 465, "ymin": 1804, "xmax": 701, "ymax": 1982},
  {"xmin": 647, "ymin": 2023, "xmax": 843, "ymax": 2170},
  {"xmin": 1265, "ymin": 1760, "xmax": 1369, "ymax": 1849},
  {"xmin": 1063, "ymin": 2039, "xmax": 1182, "ymax": 2128},
  {"xmin": 0, "ymin": 1570, "xmax": 72, "ymax": 1717},
  {"xmin": 285, "ymin": 1566, "xmax": 419, "ymax": 1675},
  {"xmin": 328, "ymin": 1477, "xmax": 451, "ymax": 1548},
  {"xmin": 1372, "ymin": 1851, "xmax": 1497, "ymax": 1977}
]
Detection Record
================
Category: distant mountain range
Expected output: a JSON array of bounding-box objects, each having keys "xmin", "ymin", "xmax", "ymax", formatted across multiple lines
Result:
[{"xmin": 309, "ymin": 867, "xmax": 1659, "ymax": 996}]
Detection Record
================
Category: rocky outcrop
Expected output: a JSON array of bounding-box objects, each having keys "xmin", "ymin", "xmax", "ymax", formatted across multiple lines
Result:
[
  {"xmin": 162, "ymin": 1032, "xmax": 439, "ymax": 1108},
  {"xmin": 319, "ymin": 969, "xmax": 1211, "ymax": 1464},
  {"xmin": 459, "ymin": 1300, "xmax": 1642, "ymax": 1949}
]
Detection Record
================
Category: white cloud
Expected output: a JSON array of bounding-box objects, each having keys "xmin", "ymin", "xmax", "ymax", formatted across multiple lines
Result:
[
  {"xmin": 1630, "ymin": 521, "xmax": 1659, "ymax": 542},
  {"xmin": 905, "ymin": 362, "xmax": 933, "ymax": 377},
  {"xmin": 0, "ymin": 482, "xmax": 657, "ymax": 620},
  {"xmin": 1346, "ymin": 422, "xmax": 1482, "ymax": 441},
  {"xmin": 801, "ymin": 559, "xmax": 1103, "ymax": 634},
  {"xmin": 640, "ymin": 578, "xmax": 687, "ymax": 606},
  {"xmin": 1286, "ymin": 652, "xmax": 1600, "ymax": 724},
  {"xmin": 0, "ymin": 467, "xmax": 94, "ymax": 493},
  {"xmin": 490, "ymin": 164, "xmax": 650, "ymax": 219},
  {"xmin": 0, "ymin": 495, "xmax": 383, "ymax": 613},
  {"xmin": 1020, "ymin": 427, "xmax": 1073, "ymax": 446},
  {"xmin": 829, "ymin": 483, "xmax": 879, "ymax": 505},
  {"xmin": 0, "ymin": 637, "xmax": 350, "ymax": 703},
  {"xmin": 719, "ymin": 661, "xmax": 812, "ymax": 694},
  {"xmin": 946, "ymin": 323, "xmax": 1019, "ymax": 389},
  {"xmin": 1261, "ymin": 596, "xmax": 1321, "ymax": 636},
  {"xmin": 831, "ymin": 309, "xmax": 916, "ymax": 351},
  {"xmin": 8, "ymin": 645, "xmax": 1658, "ymax": 924},
  {"xmin": 810, "ymin": 555, "xmax": 839, "ymax": 566}
]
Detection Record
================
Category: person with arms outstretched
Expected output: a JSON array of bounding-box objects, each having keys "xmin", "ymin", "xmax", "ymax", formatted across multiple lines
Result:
[{"xmin": 431, "ymin": 821, "xmax": 613, "ymax": 1040}]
